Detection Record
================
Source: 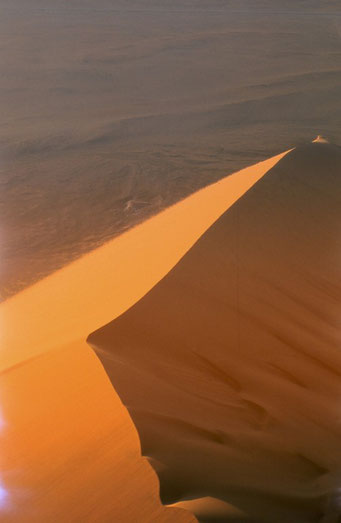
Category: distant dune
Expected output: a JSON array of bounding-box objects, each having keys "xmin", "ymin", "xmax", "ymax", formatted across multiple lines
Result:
[{"xmin": 88, "ymin": 143, "xmax": 341, "ymax": 522}]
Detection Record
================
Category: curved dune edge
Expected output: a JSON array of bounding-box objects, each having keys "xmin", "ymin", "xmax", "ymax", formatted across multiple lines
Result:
[
  {"xmin": 88, "ymin": 143, "xmax": 341, "ymax": 522},
  {"xmin": 0, "ymin": 149, "xmax": 291, "ymax": 373},
  {"xmin": 171, "ymin": 496, "xmax": 245, "ymax": 520},
  {"xmin": 1, "ymin": 339, "xmax": 196, "ymax": 523}
]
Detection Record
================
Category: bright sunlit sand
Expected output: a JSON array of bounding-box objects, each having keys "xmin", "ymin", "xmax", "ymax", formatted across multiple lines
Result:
[
  {"xmin": 2, "ymin": 143, "xmax": 340, "ymax": 522},
  {"xmin": 89, "ymin": 142, "xmax": 341, "ymax": 522},
  {"xmin": 2, "ymin": 2, "xmax": 340, "ymax": 521},
  {"xmin": 0, "ymin": 150, "xmax": 291, "ymax": 522},
  {"xmin": 1, "ymin": 150, "xmax": 290, "ymax": 373}
]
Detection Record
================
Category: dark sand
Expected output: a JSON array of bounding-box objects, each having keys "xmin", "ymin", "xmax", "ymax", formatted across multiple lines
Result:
[
  {"xmin": 2, "ymin": 151, "xmax": 288, "ymax": 522},
  {"xmin": 89, "ymin": 143, "xmax": 341, "ymax": 522}
]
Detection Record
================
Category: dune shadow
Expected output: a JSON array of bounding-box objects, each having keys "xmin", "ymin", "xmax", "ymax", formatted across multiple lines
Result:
[{"xmin": 88, "ymin": 143, "xmax": 341, "ymax": 522}]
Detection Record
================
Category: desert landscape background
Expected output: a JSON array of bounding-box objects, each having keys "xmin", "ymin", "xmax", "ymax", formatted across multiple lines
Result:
[
  {"xmin": 1, "ymin": 0, "xmax": 341, "ymax": 298},
  {"xmin": 1, "ymin": 1, "xmax": 341, "ymax": 522}
]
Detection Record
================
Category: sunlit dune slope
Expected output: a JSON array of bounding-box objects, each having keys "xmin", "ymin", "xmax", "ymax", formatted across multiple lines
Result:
[
  {"xmin": 1, "ymin": 341, "xmax": 194, "ymax": 523},
  {"xmin": 88, "ymin": 143, "xmax": 341, "ymax": 522},
  {"xmin": 0, "ymin": 151, "xmax": 289, "ymax": 372}
]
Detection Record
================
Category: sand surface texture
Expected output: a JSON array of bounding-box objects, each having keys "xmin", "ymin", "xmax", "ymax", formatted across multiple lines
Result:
[
  {"xmin": 1, "ymin": 342, "xmax": 194, "ymax": 523},
  {"xmin": 1, "ymin": 152, "xmax": 288, "ymax": 373},
  {"xmin": 1, "ymin": 151, "xmax": 291, "ymax": 521},
  {"xmin": 89, "ymin": 143, "xmax": 341, "ymax": 522}
]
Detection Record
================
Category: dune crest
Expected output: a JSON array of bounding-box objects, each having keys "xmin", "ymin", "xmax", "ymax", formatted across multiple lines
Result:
[
  {"xmin": 0, "ymin": 150, "xmax": 290, "ymax": 373},
  {"xmin": 89, "ymin": 143, "xmax": 341, "ymax": 522},
  {"xmin": 313, "ymin": 135, "xmax": 329, "ymax": 143}
]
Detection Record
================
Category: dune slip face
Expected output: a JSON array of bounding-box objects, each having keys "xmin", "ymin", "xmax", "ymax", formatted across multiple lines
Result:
[
  {"xmin": 0, "ymin": 149, "xmax": 291, "ymax": 523},
  {"xmin": 0, "ymin": 150, "xmax": 289, "ymax": 373},
  {"xmin": 88, "ymin": 143, "xmax": 341, "ymax": 522}
]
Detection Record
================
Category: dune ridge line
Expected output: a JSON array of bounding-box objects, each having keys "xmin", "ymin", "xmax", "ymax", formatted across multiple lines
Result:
[{"xmin": 0, "ymin": 149, "xmax": 291, "ymax": 373}]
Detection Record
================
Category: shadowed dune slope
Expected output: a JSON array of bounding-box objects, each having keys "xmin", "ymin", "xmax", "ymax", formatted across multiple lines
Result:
[
  {"xmin": 0, "ymin": 150, "xmax": 290, "ymax": 522},
  {"xmin": 88, "ymin": 143, "xmax": 341, "ymax": 522},
  {"xmin": 1, "ymin": 151, "xmax": 288, "ymax": 372}
]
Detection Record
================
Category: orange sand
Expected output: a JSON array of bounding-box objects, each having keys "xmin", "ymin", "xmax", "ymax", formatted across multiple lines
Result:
[
  {"xmin": 1, "ymin": 150, "xmax": 290, "ymax": 373},
  {"xmin": 1, "ymin": 341, "xmax": 194, "ymax": 522},
  {"xmin": 89, "ymin": 143, "xmax": 341, "ymax": 522},
  {"xmin": 0, "ymin": 151, "xmax": 291, "ymax": 522}
]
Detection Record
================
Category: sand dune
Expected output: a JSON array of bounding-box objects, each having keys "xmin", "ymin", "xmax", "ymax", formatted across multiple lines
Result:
[
  {"xmin": 1, "ymin": 150, "xmax": 289, "ymax": 373},
  {"xmin": 1, "ymin": 341, "xmax": 195, "ymax": 523},
  {"xmin": 88, "ymin": 143, "xmax": 341, "ymax": 522},
  {"xmin": 1, "ymin": 150, "xmax": 293, "ymax": 522},
  {"xmin": 2, "ymin": 2, "xmax": 340, "ymax": 521}
]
